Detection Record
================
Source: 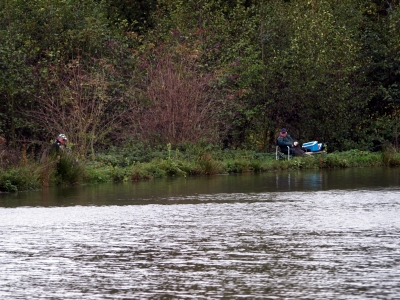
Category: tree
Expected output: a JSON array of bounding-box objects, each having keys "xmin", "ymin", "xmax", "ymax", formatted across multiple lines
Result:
[
  {"xmin": 258, "ymin": 0, "xmax": 370, "ymax": 150},
  {"xmin": 1, "ymin": 0, "xmax": 132, "ymax": 155},
  {"xmin": 363, "ymin": 0, "xmax": 400, "ymax": 149},
  {"xmin": 131, "ymin": 45, "xmax": 221, "ymax": 145},
  {"xmin": 26, "ymin": 58, "xmax": 130, "ymax": 157},
  {"xmin": 0, "ymin": 0, "xmax": 37, "ymax": 144}
]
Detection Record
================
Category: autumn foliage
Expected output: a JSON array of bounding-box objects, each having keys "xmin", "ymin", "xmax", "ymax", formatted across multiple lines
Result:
[{"xmin": 132, "ymin": 48, "xmax": 221, "ymax": 145}]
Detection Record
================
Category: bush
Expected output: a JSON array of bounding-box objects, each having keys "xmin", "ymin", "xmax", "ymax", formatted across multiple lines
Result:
[
  {"xmin": 0, "ymin": 164, "xmax": 41, "ymax": 192},
  {"xmin": 94, "ymin": 141, "xmax": 164, "ymax": 166},
  {"xmin": 83, "ymin": 164, "xmax": 113, "ymax": 184},
  {"xmin": 111, "ymin": 166, "xmax": 132, "ymax": 182},
  {"xmin": 54, "ymin": 154, "xmax": 84, "ymax": 185},
  {"xmin": 0, "ymin": 180, "xmax": 18, "ymax": 193},
  {"xmin": 197, "ymin": 154, "xmax": 223, "ymax": 175},
  {"xmin": 382, "ymin": 143, "xmax": 399, "ymax": 166},
  {"xmin": 158, "ymin": 159, "xmax": 186, "ymax": 177},
  {"xmin": 131, "ymin": 163, "xmax": 158, "ymax": 180},
  {"xmin": 224, "ymin": 158, "xmax": 251, "ymax": 173}
]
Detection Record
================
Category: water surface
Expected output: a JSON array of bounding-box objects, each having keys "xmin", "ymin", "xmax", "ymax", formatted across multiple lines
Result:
[{"xmin": 1, "ymin": 168, "xmax": 399, "ymax": 299}]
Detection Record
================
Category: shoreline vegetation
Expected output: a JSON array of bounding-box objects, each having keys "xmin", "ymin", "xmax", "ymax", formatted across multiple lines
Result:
[
  {"xmin": 2, "ymin": 1, "xmax": 400, "ymax": 195},
  {"xmin": 1, "ymin": 143, "xmax": 400, "ymax": 193}
]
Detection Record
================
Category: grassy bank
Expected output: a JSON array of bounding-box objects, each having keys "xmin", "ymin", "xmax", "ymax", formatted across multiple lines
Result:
[{"xmin": 1, "ymin": 145, "xmax": 400, "ymax": 193}]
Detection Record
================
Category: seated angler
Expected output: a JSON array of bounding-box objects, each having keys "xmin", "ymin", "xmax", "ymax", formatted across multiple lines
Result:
[{"xmin": 277, "ymin": 128, "xmax": 304, "ymax": 157}]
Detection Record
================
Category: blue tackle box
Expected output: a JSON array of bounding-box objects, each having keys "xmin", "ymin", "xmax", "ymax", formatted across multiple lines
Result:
[{"xmin": 302, "ymin": 141, "xmax": 320, "ymax": 152}]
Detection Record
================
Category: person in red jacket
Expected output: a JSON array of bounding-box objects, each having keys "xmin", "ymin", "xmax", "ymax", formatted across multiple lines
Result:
[{"xmin": 276, "ymin": 128, "xmax": 304, "ymax": 156}]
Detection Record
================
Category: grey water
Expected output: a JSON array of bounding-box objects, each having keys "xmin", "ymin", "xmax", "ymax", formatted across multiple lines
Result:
[{"xmin": 1, "ymin": 167, "xmax": 400, "ymax": 299}]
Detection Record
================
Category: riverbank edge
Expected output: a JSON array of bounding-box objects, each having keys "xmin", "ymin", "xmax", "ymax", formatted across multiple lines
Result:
[{"xmin": 1, "ymin": 149, "xmax": 400, "ymax": 193}]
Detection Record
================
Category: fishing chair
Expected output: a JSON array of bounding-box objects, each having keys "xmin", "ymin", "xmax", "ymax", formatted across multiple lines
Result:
[{"xmin": 276, "ymin": 146, "xmax": 291, "ymax": 160}]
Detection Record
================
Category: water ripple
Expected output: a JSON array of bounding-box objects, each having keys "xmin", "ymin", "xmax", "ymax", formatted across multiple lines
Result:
[{"xmin": 1, "ymin": 190, "xmax": 400, "ymax": 299}]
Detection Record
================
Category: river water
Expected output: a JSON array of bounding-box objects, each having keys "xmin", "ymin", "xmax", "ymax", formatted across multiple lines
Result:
[{"xmin": 1, "ymin": 167, "xmax": 400, "ymax": 299}]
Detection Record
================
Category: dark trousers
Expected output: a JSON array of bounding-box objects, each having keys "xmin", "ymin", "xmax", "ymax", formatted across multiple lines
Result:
[
  {"xmin": 293, "ymin": 146, "xmax": 305, "ymax": 156},
  {"xmin": 281, "ymin": 146, "xmax": 305, "ymax": 157}
]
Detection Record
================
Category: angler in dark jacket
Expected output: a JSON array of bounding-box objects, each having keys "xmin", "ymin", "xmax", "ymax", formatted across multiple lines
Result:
[
  {"xmin": 50, "ymin": 133, "xmax": 68, "ymax": 154},
  {"xmin": 40, "ymin": 133, "xmax": 69, "ymax": 164},
  {"xmin": 277, "ymin": 128, "xmax": 304, "ymax": 156}
]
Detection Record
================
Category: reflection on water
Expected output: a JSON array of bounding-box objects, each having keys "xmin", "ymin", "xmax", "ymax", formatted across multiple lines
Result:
[
  {"xmin": 0, "ymin": 168, "xmax": 400, "ymax": 299},
  {"xmin": 1, "ymin": 167, "xmax": 400, "ymax": 207}
]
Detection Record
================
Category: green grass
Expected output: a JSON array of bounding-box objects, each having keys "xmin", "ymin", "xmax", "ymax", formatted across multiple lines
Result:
[{"xmin": 1, "ymin": 147, "xmax": 400, "ymax": 192}]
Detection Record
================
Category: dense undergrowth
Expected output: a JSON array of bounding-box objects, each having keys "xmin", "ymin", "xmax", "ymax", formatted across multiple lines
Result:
[{"xmin": 1, "ymin": 144, "xmax": 400, "ymax": 193}]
